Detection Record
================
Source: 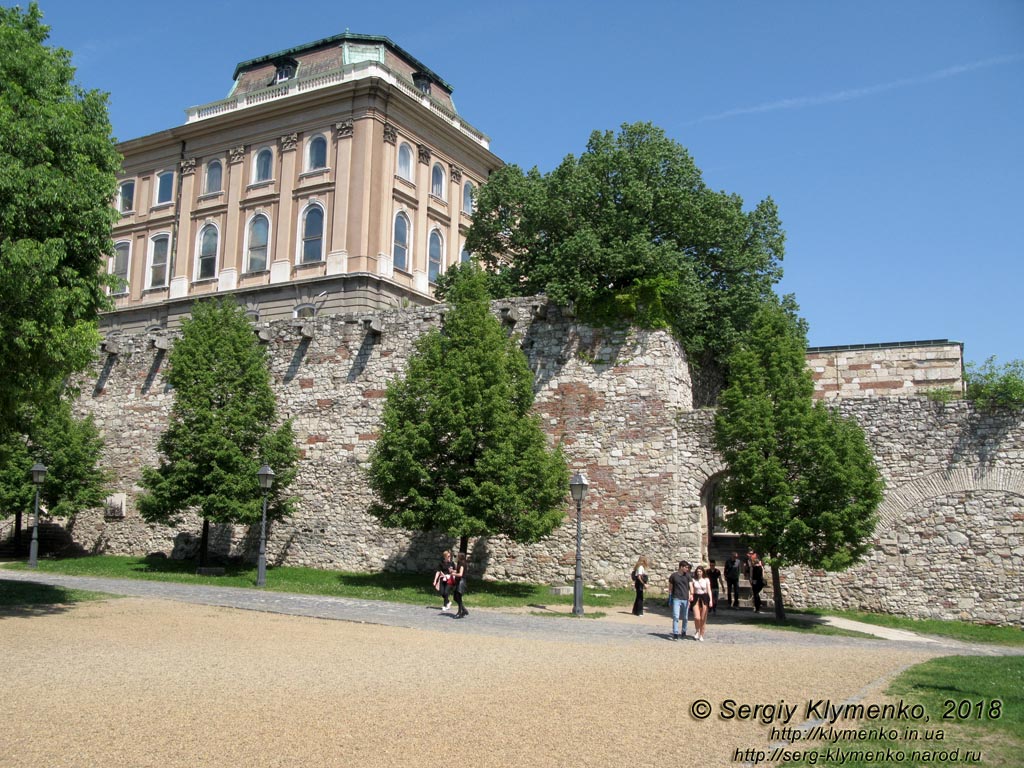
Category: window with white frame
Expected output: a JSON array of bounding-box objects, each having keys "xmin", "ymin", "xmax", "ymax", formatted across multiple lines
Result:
[
  {"xmin": 196, "ymin": 224, "xmax": 218, "ymax": 280},
  {"xmin": 110, "ymin": 241, "xmax": 130, "ymax": 294},
  {"xmin": 247, "ymin": 214, "xmax": 270, "ymax": 273},
  {"xmin": 460, "ymin": 246, "xmax": 472, "ymax": 264},
  {"xmin": 205, "ymin": 160, "xmax": 222, "ymax": 194},
  {"xmin": 393, "ymin": 212, "xmax": 410, "ymax": 272},
  {"xmin": 307, "ymin": 135, "xmax": 327, "ymax": 171},
  {"xmin": 294, "ymin": 304, "xmax": 316, "ymax": 319},
  {"xmin": 431, "ymin": 163, "xmax": 445, "ymax": 199},
  {"xmin": 462, "ymin": 181, "xmax": 474, "ymax": 214},
  {"xmin": 397, "ymin": 143, "xmax": 413, "ymax": 182},
  {"xmin": 254, "ymin": 148, "xmax": 273, "ymax": 183},
  {"xmin": 428, "ymin": 230, "xmax": 443, "ymax": 283},
  {"xmin": 155, "ymin": 171, "xmax": 174, "ymax": 205},
  {"xmin": 118, "ymin": 181, "xmax": 135, "ymax": 213},
  {"xmin": 148, "ymin": 234, "xmax": 170, "ymax": 289},
  {"xmin": 300, "ymin": 205, "xmax": 324, "ymax": 263}
]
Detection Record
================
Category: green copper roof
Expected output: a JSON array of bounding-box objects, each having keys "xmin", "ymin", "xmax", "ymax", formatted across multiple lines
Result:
[{"xmin": 231, "ymin": 32, "xmax": 453, "ymax": 93}]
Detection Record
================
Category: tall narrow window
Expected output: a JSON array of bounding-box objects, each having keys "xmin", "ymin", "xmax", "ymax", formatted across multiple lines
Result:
[
  {"xmin": 118, "ymin": 181, "xmax": 135, "ymax": 213},
  {"xmin": 301, "ymin": 206, "xmax": 324, "ymax": 263},
  {"xmin": 462, "ymin": 181, "xmax": 474, "ymax": 214},
  {"xmin": 205, "ymin": 160, "xmax": 222, "ymax": 194},
  {"xmin": 111, "ymin": 242, "xmax": 130, "ymax": 294},
  {"xmin": 397, "ymin": 143, "xmax": 413, "ymax": 181},
  {"xmin": 307, "ymin": 135, "xmax": 327, "ymax": 170},
  {"xmin": 460, "ymin": 246, "xmax": 472, "ymax": 264},
  {"xmin": 197, "ymin": 225, "xmax": 218, "ymax": 280},
  {"xmin": 428, "ymin": 230, "xmax": 443, "ymax": 283},
  {"xmin": 254, "ymin": 148, "xmax": 273, "ymax": 183},
  {"xmin": 149, "ymin": 235, "xmax": 169, "ymax": 289},
  {"xmin": 393, "ymin": 212, "xmax": 410, "ymax": 271},
  {"xmin": 156, "ymin": 171, "xmax": 174, "ymax": 204},
  {"xmin": 431, "ymin": 163, "xmax": 445, "ymax": 199},
  {"xmin": 247, "ymin": 214, "xmax": 269, "ymax": 272}
]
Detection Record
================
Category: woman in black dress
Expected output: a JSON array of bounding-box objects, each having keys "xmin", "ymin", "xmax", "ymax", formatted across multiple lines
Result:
[
  {"xmin": 453, "ymin": 552, "xmax": 469, "ymax": 618},
  {"xmin": 631, "ymin": 555, "xmax": 649, "ymax": 616}
]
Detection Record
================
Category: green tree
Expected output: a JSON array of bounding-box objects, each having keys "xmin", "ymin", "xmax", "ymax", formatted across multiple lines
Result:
[
  {"xmin": 369, "ymin": 263, "xmax": 568, "ymax": 555},
  {"xmin": 0, "ymin": 399, "xmax": 109, "ymax": 551},
  {"xmin": 713, "ymin": 300, "xmax": 884, "ymax": 619},
  {"xmin": 965, "ymin": 357, "xmax": 1024, "ymax": 410},
  {"xmin": 138, "ymin": 299, "xmax": 298, "ymax": 566},
  {"xmin": 0, "ymin": 3, "xmax": 122, "ymax": 433},
  {"xmin": 464, "ymin": 122, "xmax": 784, "ymax": 377}
]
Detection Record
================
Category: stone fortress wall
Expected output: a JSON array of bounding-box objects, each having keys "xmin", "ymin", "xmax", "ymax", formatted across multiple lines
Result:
[{"xmin": 66, "ymin": 299, "xmax": 1023, "ymax": 626}]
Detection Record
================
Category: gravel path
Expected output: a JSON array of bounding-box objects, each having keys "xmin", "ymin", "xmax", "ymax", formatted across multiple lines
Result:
[{"xmin": 0, "ymin": 573, "xmax": 1012, "ymax": 767}]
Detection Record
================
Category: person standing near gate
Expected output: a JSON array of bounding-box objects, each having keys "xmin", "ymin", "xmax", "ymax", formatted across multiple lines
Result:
[
  {"xmin": 749, "ymin": 552, "xmax": 765, "ymax": 613},
  {"xmin": 725, "ymin": 551, "xmax": 742, "ymax": 608}
]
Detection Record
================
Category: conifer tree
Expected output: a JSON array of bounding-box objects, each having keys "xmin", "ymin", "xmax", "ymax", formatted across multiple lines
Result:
[
  {"xmin": 369, "ymin": 264, "xmax": 568, "ymax": 554},
  {"xmin": 713, "ymin": 299, "xmax": 884, "ymax": 619},
  {"xmin": 138, "ymin": 299, "xmax": 298, "ymax": 565}
]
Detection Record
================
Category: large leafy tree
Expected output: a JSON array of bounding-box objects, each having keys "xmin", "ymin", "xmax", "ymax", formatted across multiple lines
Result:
[
  {"xmin": 0, "ymin": 4, "xmax": 121, "ymax": 433},
  {"xmin": 138, "ymin": 299, "xmax": 298, "ymax": 565},
  {"xmin": 713, "ymin": 299, "xmax": 884, "ymax": 619},
  {"xmin": 0, "ymin": 399, "xmax": 109, "ymax": 551},
  {"xmin": 369, "ymin": 264, "xmax": 568, "ymax": 555},
  {"xmin": 462, "ymin": 122, "xmax": 784, "ymax": 378}
]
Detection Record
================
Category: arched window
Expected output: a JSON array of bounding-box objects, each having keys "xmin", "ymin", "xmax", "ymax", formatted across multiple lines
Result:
[
  {"xmin": 205, "ymin": 160, "xmax": 222, "ymax": 194},
  {"xmin": 307, "ymin": 135, "xmax": 327, "ymax": 171},
  {"xmin": 460, "ymin": 246, "xmax": 472, "ymax": 264},
  {"xmin": 118, "ymin": 181, "xmax": 135, "ymax": 213},
  {"xmin": 428, "ymin": 230, "xmax": 443, "ymax": 283},
  {"xmin": 197, "ymin": 224, "xmax": 218, "ymax": 280},
  {"xmin": 254, "ymin": 148, "xmax": 273, "ymax": 183},
  {"xmin": 431, "ymin": 163, "xmax": 445, "ymax": 199},
  {"xmin": 247, "ymin": 214, "xmax": 270, "ymax": 273},
  {"xmin": 148, "ymin": 234, "xmax": 170, "ymax": 289},
  {"xmin": 393, "ymin": 212, "xmax": 410, "ymax": 272},
  {"xmin": 462, "ymin": 181, "xmax": 474, "ymax": 214},
  {"xmin": 397, "ymin": 143, "xmax": 413, "ymax": 181},
  {"xmin": 294, "ymin": 304, "xmax": 316, "ymax": 319},
  {"xmin": 111, "ymin": 241, "xmax": 130, "ymax": 294},
  {"xmin": 155, "ymin": 171, "xmax": 174, "ymax": 204},
  {"xmin": 300, "ymin": 205, "xmax": 324, "ymax": 263}
]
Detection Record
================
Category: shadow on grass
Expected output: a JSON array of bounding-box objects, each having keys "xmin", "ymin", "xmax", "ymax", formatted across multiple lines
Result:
[
  {"xmin": 130, "ymin": 555, "xmax": 250, "ymax": 577},
  {"xmin": 0, "ymin": 579, "xmax": 109, "ymax": 616}
]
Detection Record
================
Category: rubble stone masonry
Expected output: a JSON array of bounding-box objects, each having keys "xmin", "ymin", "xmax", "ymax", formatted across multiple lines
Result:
[{"xmin": 66, "ymin": 300, "xmax": 1022, "ymax": 625}]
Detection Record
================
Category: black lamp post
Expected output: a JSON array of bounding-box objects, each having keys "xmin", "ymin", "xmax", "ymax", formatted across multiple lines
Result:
[
  {"xmin": 256, "ymin": 464, "xmax": 275, "ymax": 587},
  {"xmin": 569, "ymin": 471, "xmax": 588, "ymax": 616},
  {"xmin": 28, "ymin": 463, "xmax": 47, "ymax": 569}
]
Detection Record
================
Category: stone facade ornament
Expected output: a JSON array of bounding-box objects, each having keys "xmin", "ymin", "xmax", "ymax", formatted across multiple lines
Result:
[
  {"xmin": 180, "ymin": 157, "xmax": 196, "ymax": 176},
  {"xmin": 335, "ymin": 119, "xmax": 354, "ymax": 139},
  {"xmin": 229, "ymin": 145, "xmax": 246, "ymax": 164},
  {"xmin": 450, "ymin": 165, "xmax": 463, "ymax": 183},
  {"xmin": 417, "ymin": 144, "xmax": 431, "ymax": 165},
  {"xmin": 279, "ymin": 132, "xmax": 299, "ymax": 152},
  {"xmin": 382, "ymin": 123, "xmax": 397, "ymax": 145}
]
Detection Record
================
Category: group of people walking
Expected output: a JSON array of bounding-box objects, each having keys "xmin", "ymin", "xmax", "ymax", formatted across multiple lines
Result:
[
  {"xmin": 631, "ymin": 550, "xmax": 768, "ymax": 640},
  {"xmin": 432, "ymin": 549, "xmax": 469, "ymax": 618}
]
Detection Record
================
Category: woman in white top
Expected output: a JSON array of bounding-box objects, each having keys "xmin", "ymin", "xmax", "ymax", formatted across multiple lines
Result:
[
  {"xmin": 631, "ymin": 555, "xmax": 649, "ymax": 616},
  {"xmin": 689, "ymin": 564, "xmax": 713, "ymax": 641}
]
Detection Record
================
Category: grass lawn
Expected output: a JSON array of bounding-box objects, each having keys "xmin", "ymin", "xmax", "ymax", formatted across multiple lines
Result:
[
  {"xmin": 0, "ymin": 578, "xmax": 114, "ymax": 607},
  {"xmin": 796, "ymin": 607, "xmax": 1024, "ymax": 647},
  {"xmin": 782, "ymin": 655, "xmax": 1024, "ymax": 767}
]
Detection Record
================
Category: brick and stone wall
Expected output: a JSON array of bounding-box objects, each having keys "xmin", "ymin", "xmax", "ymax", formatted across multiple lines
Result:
[
  {"xmin": 63, "ymin": 302, "xmax": 1022, "ymax": 625},
  {"xmin": 807, "ymin": 341, "xmax": 964, "ymax": 400},
  {"xmin": 70, "ymin": 297, "xmax": 701, "ymax": 587}
]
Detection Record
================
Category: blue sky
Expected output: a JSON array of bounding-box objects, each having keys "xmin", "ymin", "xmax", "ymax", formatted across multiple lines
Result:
[{"xmin": 31, "ymin": 0, "xmax": 1024, "ymax": 365}]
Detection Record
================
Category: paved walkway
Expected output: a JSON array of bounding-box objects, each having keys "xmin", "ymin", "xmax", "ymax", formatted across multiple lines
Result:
[{"xmin": 1, "ymin": 568, "xmax": 1010, "ymax": 655}]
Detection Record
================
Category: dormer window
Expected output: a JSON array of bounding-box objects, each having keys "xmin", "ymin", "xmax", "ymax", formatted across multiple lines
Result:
[
  {"xmin": 275, "ymin": 59, "xmax": 298, "ymax": 83},
  {"xmin": 412, "ymin": 72, "xmax": 431, "ymax": 96}
]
